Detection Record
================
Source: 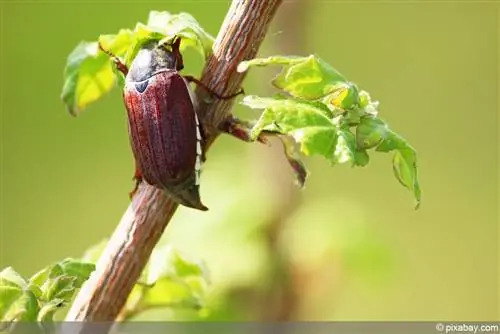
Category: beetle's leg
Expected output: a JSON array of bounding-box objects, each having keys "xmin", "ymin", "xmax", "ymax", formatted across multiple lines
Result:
[
  {"xmin": 183, "ymin": 75, "xmax": 244, "ymax": 100},
  {"xmin": 98, "ymin": 42, "xmax": 129, "ymax": 76},
  {"xmin": 219, "ymin": 116, "xmax": 270, "ymax": 145},
  {"xmin": 129, "ymin": 168, "xmax": 143, "ymax": 199}
]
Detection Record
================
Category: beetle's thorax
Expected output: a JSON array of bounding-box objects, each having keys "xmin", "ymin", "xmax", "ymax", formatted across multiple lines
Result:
[{"xmin": 127, "ymin": 42, "xmax": 180, "ymax": 82}]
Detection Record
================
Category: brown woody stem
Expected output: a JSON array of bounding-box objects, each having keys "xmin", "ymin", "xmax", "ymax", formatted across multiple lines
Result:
[{"xmin": 64, "ymin": 0, "xmax": 283, "ymax": 332}]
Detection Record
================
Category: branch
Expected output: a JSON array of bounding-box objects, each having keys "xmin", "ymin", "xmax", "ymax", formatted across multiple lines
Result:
[{"xmin": 64, "ymin": 0, "xmax": 283, "ymax": 330}]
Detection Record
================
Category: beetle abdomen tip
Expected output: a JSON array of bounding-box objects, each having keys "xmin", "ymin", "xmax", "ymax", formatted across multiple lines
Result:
[{"xmin": 164, "ymin": 184, "xmax": 209, "ymax": 212}]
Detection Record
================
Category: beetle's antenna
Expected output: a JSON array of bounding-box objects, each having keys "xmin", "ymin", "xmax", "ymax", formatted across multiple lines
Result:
[{"xmin": 98, "ymin": 42, "xmax": 129, "ymax": 76}]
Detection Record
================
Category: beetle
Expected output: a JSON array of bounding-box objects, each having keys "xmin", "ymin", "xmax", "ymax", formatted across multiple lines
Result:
[{"xmin": 99, "ymin": 36, "xmax": 243, "ymax": 211}]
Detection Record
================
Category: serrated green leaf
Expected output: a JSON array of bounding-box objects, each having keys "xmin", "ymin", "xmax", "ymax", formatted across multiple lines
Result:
[
  {"xmin": 121, "ymin": 246, "xmax": 209, "ymax": 319},
  {"xmin": 146, "ymin": 10, "xmax": 174, "ymax": 29},
  {"xmin": 37, "ymin": 299, "xmax": 65, "ymax": 322},
  {"xmin": 1, "ymin": 260, "xmax": 92, "ymax": 326},
  {"xmin": 2, "ymin": 289, "xmax": 39, "ymax": 322},
  {"xmin": 0, "ymin": 268, "xmax": 27, "ymax": 290},
  {"xmin": 42, "ymin": 276, "xmax": 77, "ymax": 302},
  {"xmin": 290, "ymin": 126, "xmax": 337, "ymax": 157},
  {"xmin": 141, "ymin": 279, "xmax": 202, "ymax": 310},
  {"xmin": 145, "ymin": 245, "xmax": 207, "ymax": 285},
  {"xmin": 182, "ymin": 276, "xmax": 207, "ymax": 300},
  {"xmin": 30, "ymin": 259, "xmax": 94, "ymax": 304},
  {"xmin": 123, "ymin": 11, "xmax": 214, "ymax": 66},
  {"xmin": 157, "ymin": 12, "xmax": 215, "ymax": 58},
  {"xmin": 61, "ymin": 41, "xmax": 116, "ymax": 116},
  {"xmin": 271, "ymin": 55, "xmax": 347, "ymax": 99},
  {"xmin": 29, "ymin": 267, "xmax": 51, "ymax": 289},
  {"xmin": 47, "ymin": 264, "xmax": 63, "ymax": 280},
  {"xmin": 356, "ymin": 116, "xmax": 387, "ymax": 150},
  {"xmin": 237, "ymin": 55, "xmax": 308, "ymax": 72},
  {"xmin": 242, "ymin": 96, "xmax": 365, "ymax": 168},
  {"xmin": 393, "ymin": 148, "xmax": 421, "ymax": 209},
  {"xmin": 0, "ymin": 286, "xmax": 23, "ymax": 320},
  {"xmin": 238, "ymin": 55, "xmax": 346, "ymax": 100},
  {"xmin": 242, "ymin": 96, "xmax": 333, "ymax": 140},
  {"xmin": 376, "ymin": 129, "xmax": 408, "ymax": 152},
  {"xmin": 27, "ymin": 284, "xmax": 43, "ymax": 300},
  {"xmin": 354, "ymin": 149, "xmax": 370, "ymax": 166},
  {"xmin": 322, "ymin": 81, "xmax": 360, "ymax": 111},
  {"xmin": 122, "ymin": 23, "xmax": 166, "ymax": 67},
  {"xmin": 98, "ymin": 29, "xmax": 134, "ymax": 58},
  {"xmin": 359, "ymin": 92, "xmax": 380, "ymax": 118},
  {"xmin": 333, "ymin": 127, "xmax": 357, "ymax": 165},
  {"xmin": 239, "ymin": 53, "xmax": 420, "ymax": 208},
  {"xmin": 56, "ymin": 258, "xmax": 95, "ymax": 288},
  {"xmin": 369, "ymin": 124, "xmax": 421, "ymax": 208}
]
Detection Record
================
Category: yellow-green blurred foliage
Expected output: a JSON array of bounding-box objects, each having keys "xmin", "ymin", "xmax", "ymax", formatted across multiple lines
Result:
[{"xmin": 1, "ymin": 0, "xmax": 498, "ymax": 321}]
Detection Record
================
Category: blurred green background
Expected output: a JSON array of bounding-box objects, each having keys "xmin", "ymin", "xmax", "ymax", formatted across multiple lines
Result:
[{"xmin": 1, "ymin": 0, "xmax": 498, "ymax": 321}]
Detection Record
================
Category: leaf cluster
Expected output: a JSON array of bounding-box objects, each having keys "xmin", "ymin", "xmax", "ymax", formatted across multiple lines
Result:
[
  {"xmin": 238, "ymin": 56, "xmax": 421, "ymax": 208},
  {"xmin": 0, "ymin": 243, "xmax": 208, "ymax": 331}
]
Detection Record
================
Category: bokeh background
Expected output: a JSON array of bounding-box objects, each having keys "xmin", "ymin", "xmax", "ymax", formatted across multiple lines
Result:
[{"xmin": 1, "ymin": 0, "xmax": 498, "ymax": 321}]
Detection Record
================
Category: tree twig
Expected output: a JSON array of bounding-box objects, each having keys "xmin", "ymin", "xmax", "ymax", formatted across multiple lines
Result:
[{"xmin": 64, "ymin": 0, "xmax": 283, "ymax": 331}]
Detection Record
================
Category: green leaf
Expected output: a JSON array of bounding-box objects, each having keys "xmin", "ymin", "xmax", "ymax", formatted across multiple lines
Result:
[
  {"xmin": 42, "ymin": 276, "xmax": 77, "ymax": 302},
  {"xmin": 0, "ymin": 288, "xmax": 39, "ymax": 322},
  {"xmin": 119, "ymin": 245, "xmax": 209, "ymax": 320},
  {"xmin": 243, "ymin": 96, "xmax": 345, "ymax": 163},
  {"xmin": 29, "ymin": 267, "xmax": 51, "ymax": 289},
  {"xmin": 123, "ymin": 11, "xmax": 214, "ymax": 67},
  {"xmin": 122, "ymin": 23, "xmax": 166, "ymax": 67},
  {"xmin": 237, "ymin": 55, "xmax": 308, "ymax": 72},
  {"xmin": 27, "ymin": 259, "xmax": 94, "ymax": 310},
  {"xmin": 0, "ymin": 268, "xmax": 27, "ymax": 290},
  {"xmin": 55, "ymin": 258, "xmax": 95, "ymax": 288},
  {"xmin": 333, "ymin": 126, "xmax": 358, "ymax": 165},
  {"xmin": 356, "ymin": 116, "xmax": 387, "ymax": 150},
  {"xmin": 37, "ymin": 299, "xmax": 65, "ymax": 322},
  {"xmin": 290, "ymin": 126, "xmax": 337, "ymax": 157},
  {"xmin": 238, "ymin": 53, "xmax": 421, "ymax": 207},
  {"xmin": 140, "ymin": 279, "xmax": 203, "ymax": 310},
  {"xmin": 242, "ymin": 96, "xmax": 371, "ymax": 168},
  {"xmin": 149, "ymin": 11, "xmax": 215, "ymax": 58},
  {"xmin": 27, "ymin": 284, "xmax": 43, "ymax": 300},
  {"xmin": 360, "ymin": 118, "xmax": 421, "ymax": 208},
  {"xmin": 393, "ymin": 148, "xmax": 421, "ymax": 209},
  {"xmin": 321, "ymin": 81, "xmax": 360, "ymax": 111},
  {"xmin": 238, "ymin": 55, "xmax": 347, "ymax": 99},
  {"xmin": 354, "ymin": 149, "xmax": 370, "ymax": 166},
  {"xmin": 0, "ymin": 286, "xmax": 23, "ymax": 320},
  {"xmin": 143, "ymin": 245, "xmax": 207, "ymax": 285},
  {"xmin": 98, "ymin": 29, "xmax": 134, "ymax": 58},
  {"xmin": 243, "ymin": 96, "xmax": 333, "ymax": 138},
  {"xmin": 1, "ymin": 260, "xmax": 93, "ymax": 325},
  {"xmin": 61, "ymin": 41, "xmax": 116, "ymax": 116},
  {"xmin": 0, "ymin": 268, "xmax": 40, "ymax": 323},
  {"xmin": 376, "ymin": 129, "xmax": 409, "ymax": 152}
]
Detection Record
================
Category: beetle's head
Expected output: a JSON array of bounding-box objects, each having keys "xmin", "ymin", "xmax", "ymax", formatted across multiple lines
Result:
[
  {"xmin": 157, "ymin": 36, "xmax": 184, "ymax": 71},
  {"xmin": 128, "ymin": 36, "xmax": 184, "ymax": 82}
]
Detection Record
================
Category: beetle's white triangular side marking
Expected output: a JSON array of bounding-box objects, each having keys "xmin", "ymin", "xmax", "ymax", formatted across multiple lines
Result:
[
  {"xmin": 184, "ymin": 76, "xmax": 203, "ymax": 186},
  {"xmin": 194, "ymin": 112, "xmax": 202, "ymax": 185}
]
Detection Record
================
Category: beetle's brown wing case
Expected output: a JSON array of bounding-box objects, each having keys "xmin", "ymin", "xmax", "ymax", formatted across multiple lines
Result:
[{"xmin": 123, "ymin": 70, "xmax": 203, "ymax": 208}]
